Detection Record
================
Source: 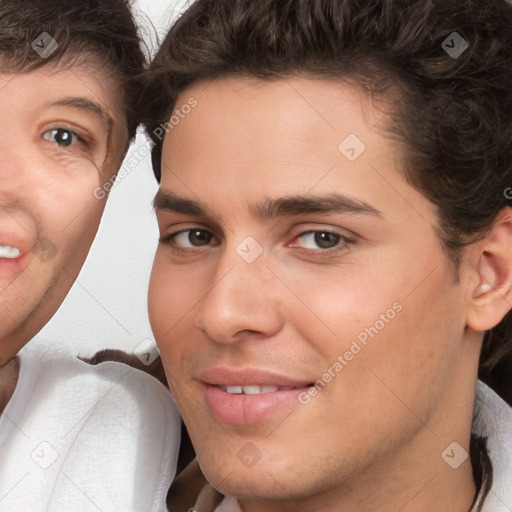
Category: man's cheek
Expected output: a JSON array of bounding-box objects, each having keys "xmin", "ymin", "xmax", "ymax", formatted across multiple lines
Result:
[{"xmin": 152, "ymin": 274, "xmax": 202, "ymax": 327}]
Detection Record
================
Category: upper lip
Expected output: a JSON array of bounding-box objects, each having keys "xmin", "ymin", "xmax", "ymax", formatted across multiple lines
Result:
[
  {"xmin": 0, "ymin": 233, "xmax": 31, "ymax": 257},
  {"xmin": 198, "ymin": 367, "xmax": 312, "ymax": 388}
]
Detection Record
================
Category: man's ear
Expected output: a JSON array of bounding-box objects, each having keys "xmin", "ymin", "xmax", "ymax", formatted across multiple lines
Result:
[{"xmin": 467, "ymin": 207, "xmax": 512, "ymax": 332}]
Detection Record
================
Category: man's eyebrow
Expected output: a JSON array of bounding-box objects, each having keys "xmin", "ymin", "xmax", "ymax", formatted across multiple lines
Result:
[
  {"xmin": 153, "ymin": 190, "xmax": 207, "ymax": 215},
  {"xmin": 253, "ymin": 194, "xmax": 382, "ymax": 218},
  {"xmin": 153, "ymin": 190, "xmax": 382, "ymax": 219},
  {"xmin": 51, "ymin": 97, "xmax": 113, "ymax": 134}
]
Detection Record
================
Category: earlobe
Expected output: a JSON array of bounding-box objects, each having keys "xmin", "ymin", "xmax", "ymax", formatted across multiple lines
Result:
[{"xmin": 467, "ymin": 208, "xmax": 512, "ymax": 332}]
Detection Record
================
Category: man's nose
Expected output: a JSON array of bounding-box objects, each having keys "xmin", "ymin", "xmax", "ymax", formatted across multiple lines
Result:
[{"xmin": 195, "ymin": 246, "xmax": 284, "ymax": 345}]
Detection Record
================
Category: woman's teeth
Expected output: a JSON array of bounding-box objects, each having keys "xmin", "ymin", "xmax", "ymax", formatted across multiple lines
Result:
[
  {"xmin": 223, "ymin": 385, "xmax": 293, "ymax": 394},
  {"xmin": 0, "ymin": 245, "xmax": 20, "ymax": 259}
]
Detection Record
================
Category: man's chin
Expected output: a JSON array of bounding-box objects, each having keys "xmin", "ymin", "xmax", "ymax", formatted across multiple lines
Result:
[{"xmin": 200, "ymin": 458, "xmax": 313, "ymax": 503}]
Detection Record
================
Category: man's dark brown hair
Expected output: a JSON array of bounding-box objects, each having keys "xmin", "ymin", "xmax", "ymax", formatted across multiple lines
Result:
[
  {"xmin": 139, "ymin": 0, "xmax": 512, "ymax": 400},
  {"xmin": 0, "ymin": 0, "xmax": 146, "ymax": 139}
]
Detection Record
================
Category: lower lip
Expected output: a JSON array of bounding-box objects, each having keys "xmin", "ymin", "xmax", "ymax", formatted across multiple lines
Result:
[
  {"xmin": 203, "ymin": 384, "xmax": 307, "ymax": 425},
  {"xmin": 0, "ymin": 254, "xmax": 29, "ymax": 277}
]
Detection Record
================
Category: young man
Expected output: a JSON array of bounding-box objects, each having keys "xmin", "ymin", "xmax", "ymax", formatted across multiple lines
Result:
[
  {"xmin": 143, "ymin": 0, "xmax": 512, "ymax": 511},
  {"xmin": 0, "ymin": 1, "xmax": 180, "ymax": 510}
]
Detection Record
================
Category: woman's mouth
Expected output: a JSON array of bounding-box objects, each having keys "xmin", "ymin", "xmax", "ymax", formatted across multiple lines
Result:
[{"xmin": 0, "ymin": 245, "xmax": 21, "ymax": 259}]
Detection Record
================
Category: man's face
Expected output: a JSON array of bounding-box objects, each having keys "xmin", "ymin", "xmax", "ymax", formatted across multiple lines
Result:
[
  {"xmin": 150, "ymin": 77, "xmax": 477, "ymax": 504},
  {"xmin": 0, "ymin": 63, "xmax": 127, "ymax": 363}
]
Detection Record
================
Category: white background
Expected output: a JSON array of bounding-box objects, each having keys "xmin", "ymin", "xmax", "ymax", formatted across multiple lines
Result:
[{"xmin": 38, "ymin": 0, "xmax": 190, "ymax": 358}]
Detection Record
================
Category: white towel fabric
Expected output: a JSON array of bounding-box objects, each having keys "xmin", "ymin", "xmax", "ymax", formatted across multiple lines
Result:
[
  {"xmin": 473, "ymin": 381, "xmax": 512, "ymax": 511},
  {"xmin": 0, "ymin": 338, "xmax": 181, "ymax": 512},
  {"xmin": 213, "ymin": 381, "xmax": 512, "ymax": 512},
  {"xmin": 215, "ymin": 495, "xmax": 242, "ymax": 512}
]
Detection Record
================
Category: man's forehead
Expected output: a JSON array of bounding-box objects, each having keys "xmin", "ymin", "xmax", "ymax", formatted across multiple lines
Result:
[{"xmin": 158, "ymin": 75, "xmax": 440, "ymax": 231}]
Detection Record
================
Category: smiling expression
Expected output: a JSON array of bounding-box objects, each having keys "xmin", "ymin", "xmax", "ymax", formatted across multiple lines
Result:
[
  {"xmin": 0, "ymin": 63, "xmax": 127, "ymax": 363},
  {"xmin": 150, "ymin": 76, "xmax": 480, "ymax": 509}
]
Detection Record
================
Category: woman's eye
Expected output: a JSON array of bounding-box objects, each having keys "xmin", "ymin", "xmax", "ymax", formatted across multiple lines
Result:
[
  {"xmin": 43, "ymin": 128, "xmax": 84, "ymax": 148},
  {"xmin": 293, "ymin": 231, "xmax": 344, "ymax": 250},
  {"xmin": 168, "ymin": 229, "xmax": 217, "ymax": 248}
]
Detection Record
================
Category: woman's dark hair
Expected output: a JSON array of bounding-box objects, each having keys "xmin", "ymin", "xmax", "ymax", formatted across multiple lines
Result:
[
  {"xmin": 0, "ymin": 0, "xmax": 146, "ymax": 139},
  {"xmin": 139, "ymin": 0, "xmax": 512, "ymax": 397}
]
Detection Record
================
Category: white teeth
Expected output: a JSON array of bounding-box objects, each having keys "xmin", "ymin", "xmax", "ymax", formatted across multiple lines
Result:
[
  {"xmin": 0, "ymin": 245, "xmax": 20, "ymax": 259},
  {"xmin": 224, "ymin": 385, "xmax": 288, "ymax": 395},
  {"xmin": 260, "ymin": 385, "xmax": 279, "ymax": 393},
  {"xmin": 242, "ymin": 385, "xmax": 261, "ymax": 395}
]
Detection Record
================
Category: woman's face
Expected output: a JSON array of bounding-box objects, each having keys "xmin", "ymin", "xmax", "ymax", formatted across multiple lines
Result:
[{"xmin": 0, "ymin": 62, "xmax": 127, "ymax": 363}]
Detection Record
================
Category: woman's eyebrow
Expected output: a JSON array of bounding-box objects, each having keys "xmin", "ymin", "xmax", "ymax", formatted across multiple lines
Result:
[{"xmin": 50, "ymin": 97, "xmax": 113, "ymax": 135}]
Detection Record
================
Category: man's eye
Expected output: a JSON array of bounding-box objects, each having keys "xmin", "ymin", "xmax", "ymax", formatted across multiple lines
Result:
[
  {"xmin": 167, "ymin": 229, "xmax": 217, "ymax": 248},
  {"xmin": 294, "ymin": 231, "xmax": 344, "ymax": 250},
  {"xmin": 43, "ymin": 128, "xmax": 84, "ymax": 148}
]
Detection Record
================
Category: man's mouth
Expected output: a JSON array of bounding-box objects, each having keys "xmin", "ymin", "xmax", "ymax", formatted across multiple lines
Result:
[
  {"xmin": 220, "ymin": 385, "xmax": 298, "ymax": 395},
  {"xmin": 0, "ymin": 245, "xmax": 21, "ymax": 259},
  {"xmin": 199, "ymin": 368, "xmax": 313, "ymax": 424}
]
